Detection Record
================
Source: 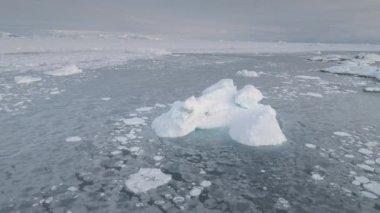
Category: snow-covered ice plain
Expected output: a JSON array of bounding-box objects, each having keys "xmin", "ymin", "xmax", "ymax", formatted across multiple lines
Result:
[{"xmin": 1, "ymin": 33, "xmax": 380, "ymax": 212}]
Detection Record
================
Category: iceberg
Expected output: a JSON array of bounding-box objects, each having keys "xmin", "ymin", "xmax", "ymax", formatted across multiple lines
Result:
[{"xmin": 151, "ymin": 79, "xmax": 286, "ymax": 146}]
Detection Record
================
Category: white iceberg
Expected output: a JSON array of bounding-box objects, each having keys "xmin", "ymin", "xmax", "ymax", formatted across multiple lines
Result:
[
  {"xmin": 45, "ymin": 65, "xmax": 82, "ymax": 76},
  {"xmin": 14, "ymin": 76, "xmax": 41, "ymax": 84},
  {"xmin": 236, "ymin": 69, "xmax": 258, "ymax": 77},
  {"xmin": 151, "ymin": 79, "xmax": 286, "ymax": 146},
  {"xmin": 125, "ymin": 168, "xmax": 172, "ymax": 193}
]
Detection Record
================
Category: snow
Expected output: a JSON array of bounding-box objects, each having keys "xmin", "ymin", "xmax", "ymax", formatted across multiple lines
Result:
[
  {"xmin": 14, "ymin": 76, "xmax": 41, "ymax": 84},
  {"xmin": 65, "ymin": 136, "xmax": 82, "ymax": 142},
  {"xmin": 236, "ymin": 69, "xmax": 258, "ymax": 77},
  {"xmin": 363, "ymin": 181, "xmax": 380, "ymax": 196},
  {"xmin": 151, "ymin": 79, "xmax": 286, "ymax": 146},
  {"xmin": 125, "ymin": 168, "xmax": 172, "ymax": 193},
  {"xmin": 45, "ymin": 65, "xmax": 82, "ymax": 76},
  {"xmin": 363, "ymin": 87, "xmax": 380, "ymax": 92},
  {"xmin": 123, "ymin": 117, "xmax": 146, "ymax": 126}
]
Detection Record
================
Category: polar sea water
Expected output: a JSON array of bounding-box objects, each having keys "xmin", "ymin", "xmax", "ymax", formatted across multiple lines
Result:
[{"xmin": 1, "ymin": 41, "xmax": 380, "ymax": 212}]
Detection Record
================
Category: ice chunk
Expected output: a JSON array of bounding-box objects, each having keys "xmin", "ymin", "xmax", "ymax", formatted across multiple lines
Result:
[
  {"xmin": 357, "ymin": 53, "xmax": 380, "ymax": 62},
  {"xmin": 274, "ymin": 198, "xmax": 291, "ymax": 210},
  {"xmin": 136, "ymin": 107, "xmax": 153, "ymax": 112},
  {"xmin": 322, "ymin": 61, "xmax": 380, "ymax": 81},
  {"xmin": 189, "ymin": 186, "xmax": 203, "ymax": 197},
  {"xmin": 14, "ymin": 76, "xmax": 41, "ymax": 84},
  {"xmin": 305, "ymin": 143, "xmax": 317, "ymax": 149},
  {"xmin": 361, "ymin": 191, "xmax": 378, "ymax": 199},
  {"xmin": 200, "ymin": 180, "xmax": 212, "ymax": 187},
  {"xmin": 363, "ymin": 181, "xmax": 380, "ymax": 196},
  {"xmin": 123, "ymin": 117, "xmax": 146, "ymax": 126},
  {"xmin": 295, "ymin": 75, "xmax": 321, "ymax": 80},
  {"xmin": 151, "ymin": 79, "xmax": 286, "ymax": 146},
  {"xmin": 333, "ymin": 131, "xmax": 351, "ymax": 137},
  {"xmin": 45, "ymin": 65, "xmax": 82, "ymax": 76},
  {"xmin": 65, "ymin": 136, "xmax": 82, "ymax": 142},
  {"xmin": 311, "ymin": 173, "xmax": 324, "ymax": 181},
  {"xmin": 303, "ymin": 92, "xmax": 323, "ymax": 98},
  {"xmin": 125, "ymin": 168, "xmax": 172, "ymax": 193},
  {"xmin": 363, "ymin": 87, "xmax": 380, "ymax": 93},
  {"xmin": 357, "ymin": 164, "xmax": 375, "ymax": 172},
  {"xmin": 236, "ymin": 69, "xmax": 258, "ymax": 77}
]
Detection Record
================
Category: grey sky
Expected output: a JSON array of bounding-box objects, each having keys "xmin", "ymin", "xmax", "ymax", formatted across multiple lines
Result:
[{"xmin": 1, "ymin": 0, "xmax": 380, "ymax": 43}]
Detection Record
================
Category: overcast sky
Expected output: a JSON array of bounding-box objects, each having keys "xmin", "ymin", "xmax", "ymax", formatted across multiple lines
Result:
[{"xmin": 1, "ymin": 0, "xmax": 380, "ymax": 43}]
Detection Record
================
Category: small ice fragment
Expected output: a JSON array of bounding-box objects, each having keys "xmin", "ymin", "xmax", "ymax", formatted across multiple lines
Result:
[
  {"xmin": 136, "ymin": 107, "xmax": 153, "ymax": 112},
  {"xmin": 173, "ymin": 196, "xmax": 185, "ymax": 204},
  {"xmin": 274, "ymin": 197, "xmax": 291, "ymax": 210},
  {"xmin": 358, "ymin": 148, "xmax": 373, "ymax": 156},
  {"xmin": 355, "ymin": 176, "xmax": 370, "ymax": 184},
  {"xmin": 375, "ymin": 158, "xmax": 380, "ymax": 164},
  {"xmin": 68, "ymin": 186, "xmax": 78, "ymax": 192},
  {"xmin": 363, "ymin": 181, "xmax": 380, "ymax": 196},
  {"xmin": 14, "ymin": 76, "xmax": 41, "ymax": 84},
  {"xmin": 45, "ymin": 65, "xmax": 82, "ymax": 76},
  {"xmin": 155, "ymin": 103, "xmax": 166, "ymax": 108},
  {"xmin": 303, "ymin": 92, "xmax": 323, "ymax": 98},
  {"xmin": 153, "ymin": 155, "xmax": 164, "ymax": 161},
  {"xmin": 305, "ymin": 143, "xmax": 317, "ymax": 149},
  {"xmin": 295, "ymin": 75, "xmax": 321, "ymax": 80},
  {"xmin": 357, "ymin": 164, "xmax": 375, "ymax": 172},
  {"xmin": 44, "ymin": 197, "xmax": 53, "ymax": 204},
  {"xmin": 311, "ymin": 173, "xmax": 324, "ymax": 181},
  {"xmin": 365, "ymin": 160, "xmax": 375, "ymax": 165},
  {"xmin": 236, "ymin": 69, "xmax": 258, "ymax": 77},
  {"xmin": 344, "ymin": 154, "xmax": 355, "ymax": 158},
  {"xmin": 123, "ymin": 117, "xmax": 146, "ymax": 126},
  {"xmin": 361, "ymin": 191, "xmax": 378, "ymax": 199},
  {"xmin": 101, "ymin": 97, "xmax": 111, "ymax": 101},
  {"xmin": 125, "ymin": 168, "xmax": 172, "ymax": 193},
  {"xmin": 200, "ymin": 180, "xmax": 212, "ymax": 188},
  {"xmin": 333, "ymin": 131, "xmax": 351, "ymax": 137},
  {"xmin": 65, "ymin": 136, "xmax": 82, "ymax": 142},
  {"xmin": 363, "ymin": 87, "xmax": 380, "ymax": 93},
  {"xmin": 111, "ymin": 150, "xmax": 122, "ymax": 155},
  {"xmin": 189, "ymin": 186, "xmax": 203, "ymax": 197}
]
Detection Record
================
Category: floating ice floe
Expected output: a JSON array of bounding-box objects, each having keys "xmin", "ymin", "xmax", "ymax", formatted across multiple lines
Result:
[
  {"xmin": 321, "ymin": 61, "xmax": 380, "ymax": 82},
  {"xmin": 14, "ymin": 76, "xmax": 41, "ymax": 84},
  {"xmin": 65, "ymin": 136, "xmax": 82, "ymax": 142},
  {"xmin": 236, "ymin": 69, "xmax": 258, "ymax": 77},
  {"xmin": 302, "ymin": 92, "xmax": 323, "ymax": 98},
  {"xmin": 357, "ymin": 53, "xmax": 380, "ymax": 63},
  {"xmin": 136, "ymin": 106, "xmax": 153, "ymax": 112},
  {"xmin": 151, "ymin": 79, "xmax": 286, "ymax": 146},
  {"xmin": 123, "ymin": 117, "xmax": 146, "ymax": 126},
  {"xmin": 45, "ymin": 65, "xmax": 82, "ymax": 76},
  {"xmin": 363, "ymin": 87, "xmax": 380, "ymax": 93},
  {"xmin": 305, "ymin": 143, "xmax": 317, "ymax": 149},
  {"xmin": 295, "ymin": 75, "xmax": 321, "ymax": 80},
  {"xmin": 125, "ymin": 168, "xmax": 172, "ymax": 193},
  {"xmin": 308, "ymin": 54, "xmax": 349, "ymax": 62},
  {"xmin": 101, "ymin": 97, "xmax": 111, "ymax": 101},
  {"xmin": 363, "ymin": 181, "xmax": 380, "ymax": 196},
  {"xmin": 333, "ymin": 131, "xmax": 351, "ymax": 137}
]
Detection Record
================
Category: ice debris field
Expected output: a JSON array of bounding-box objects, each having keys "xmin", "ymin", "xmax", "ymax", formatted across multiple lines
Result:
[{"xmin": 1, "ymin": 33, "xmax": 380, "ymax": 212}]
